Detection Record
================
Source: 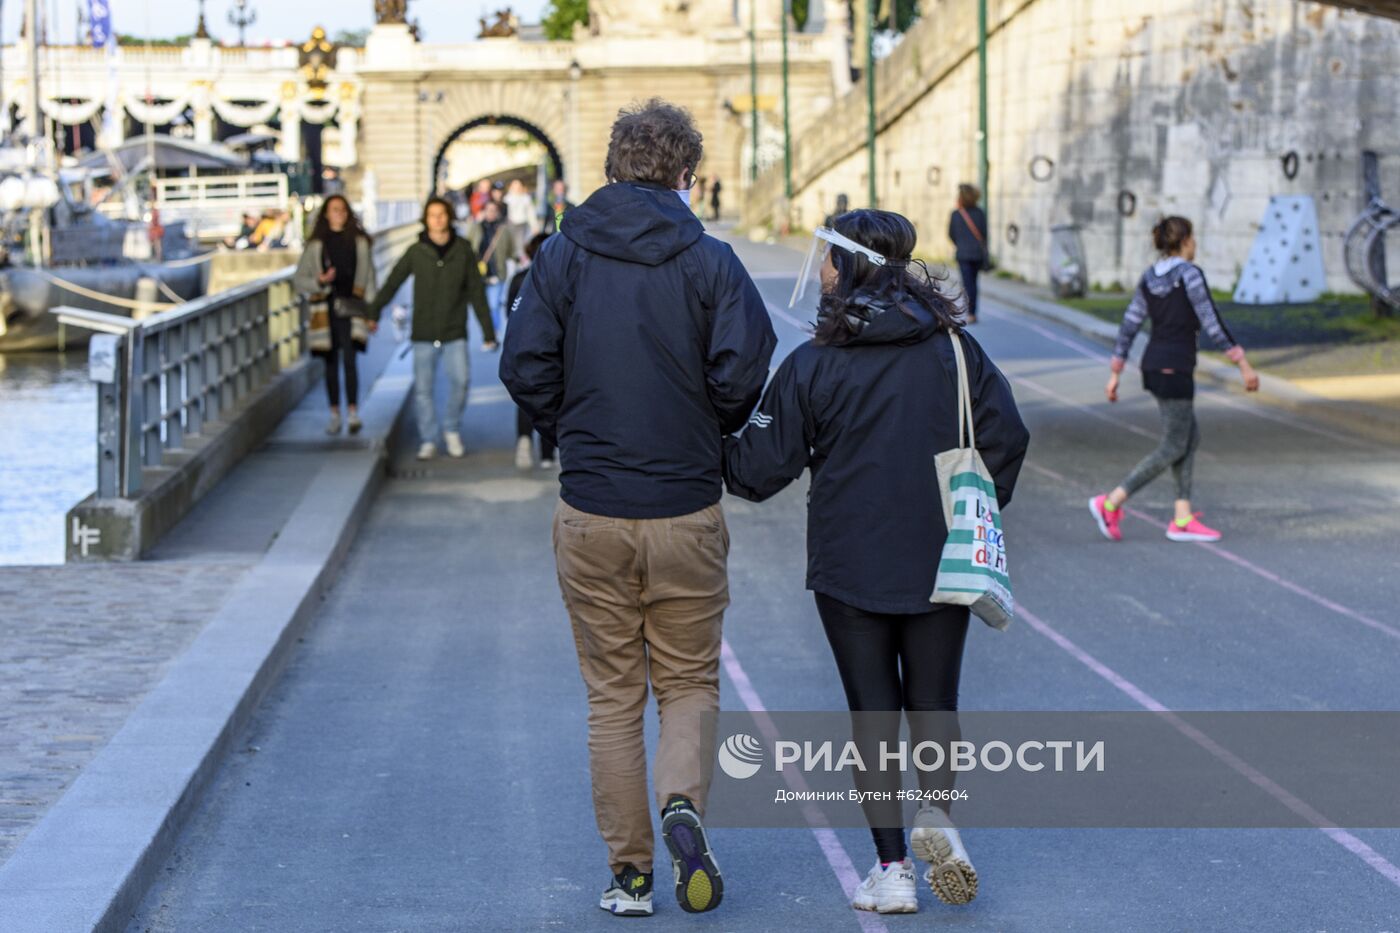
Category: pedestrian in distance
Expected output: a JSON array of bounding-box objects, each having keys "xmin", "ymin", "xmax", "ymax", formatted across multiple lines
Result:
[
  {"xmin": 505, "ymin": 231, "xmax": 556, "ymax": 470},
  {"xmin": 468, "ymin": 178, "xmax": 492, "ymax": 219},
  {"xmin": 501, "ymin": 98, "xmax": 777, "ymax": 919},
  {"xmin": 367, "ymin": 196, "xmax": 497, "ymax": 461},
  {"xmin": 723, "ymin": 209, "xmax": 1029, "ymax": 915},
  {"xmin": 708, "ymin": 174, "xmax": 722, "ymax": 221},
  {"xmin": 539, "ymin": 177, "xmax": 576, "ymax": 232},
  {"xmin": 1090, "ymin": 215, "xmax": 1260, "ymax": 543},
  {"xmin": 948, "ymin": 184, "xmax": 989, "ymax": 323},
  {"xmin": 823, "ymin": 192, "xmax": 849, "ymax": 229},
  {"xmin": 296, "ymin": 193, "xmax": 380, "ymax": 439},
  {"xmin": 466, "ymin": 199, "xmax": 517, "ymax": 335},
  {"xmin": 504, "ymin": 178, "xmax": 538, "ymax": 246},
  {"xmin": 294, "ymin": 194, "xmax": 378, "ymax": 436}
]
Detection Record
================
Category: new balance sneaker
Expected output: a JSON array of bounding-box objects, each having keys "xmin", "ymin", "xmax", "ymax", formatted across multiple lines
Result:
[
  {"xmin": 1166, "ymin": 513, "xmax": 1222, "ymax": 543},
  {"xmin": 661, "ymin": 796, "xmax": 723, "ymax": 913},
  {"xmin": 852, "ymin": 859, "xmax": 918, "ymax": 914},
  {"xmin": 515, "ymin": 435, "xmax": 534, "ymax": 470},
  {"xmin": 444, "ymin": 431, "xmax": 466, "ymax": 459},
  {"xmin": 911, "ymin": 806, "xmax": 979, "ymax": 906},
  {"xmin": 599, "ymin": 864, "xmax": 654, "ymax": 917},
  {"xmin": 1089, "ymin": 494, "xmax": 1123, "ymax": 542}
]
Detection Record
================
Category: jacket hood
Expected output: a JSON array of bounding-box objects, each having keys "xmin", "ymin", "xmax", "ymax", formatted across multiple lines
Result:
[
  {"xmin": 823, "ymin": 289, "xmax": 943, "ymax": 347},
  {"xmin": 561, "ymin": 182, "xmax": 704, "ymax": 266},
  {"xmin": 418, "ymin": 228, "xmax": 459, "ymax": 248},
  {"xmin": 1143, "ymin": 258, "xmax": 1190, "ymax": 297}
]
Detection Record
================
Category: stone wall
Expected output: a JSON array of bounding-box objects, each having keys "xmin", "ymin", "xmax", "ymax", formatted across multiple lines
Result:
[{"xmin": 747, "ymin": 0, "xmax": 1400, "ymax": 295}]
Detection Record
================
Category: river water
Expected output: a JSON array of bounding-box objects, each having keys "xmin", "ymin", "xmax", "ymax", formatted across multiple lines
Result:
[{"xmin": 0, "ymin": 351, "xmax": 94, "ymax": 565}]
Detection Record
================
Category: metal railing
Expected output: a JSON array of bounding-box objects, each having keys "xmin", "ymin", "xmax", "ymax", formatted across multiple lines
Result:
[
  {"xmin": 53, "ymin": 221, "xmax": 420, "ymax": 499},
  {"xmin": 96, "ymin": 172, "xmax": 291, "ymax": 239}
]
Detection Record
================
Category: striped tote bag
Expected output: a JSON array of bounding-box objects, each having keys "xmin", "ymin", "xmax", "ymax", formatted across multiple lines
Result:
[{"xmin": 930, "ymin": 330, "xmax": 1013, "ymax": 630}]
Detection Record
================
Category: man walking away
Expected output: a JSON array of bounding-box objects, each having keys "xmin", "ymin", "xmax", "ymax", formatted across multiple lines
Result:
[
  {"xmin": 708, "ymin": 175, "xmax": 722, "ymax": 221},
  {"xmin": 501, "ymin": 99, "xmax": 776, "ymax": 919}
]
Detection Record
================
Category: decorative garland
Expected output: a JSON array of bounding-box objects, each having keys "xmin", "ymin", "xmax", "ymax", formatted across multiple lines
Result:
[
  {"xmin": 210, "ymin": 97, "xmax": 281, "ymax": 127},
  {"xmin": 123, "ymin": 94, "xmax": 191, "ymax": 126},
  {"xmin": 41, "ymin": 98, "xmax": 104, "ymax": 126},
  {"xmin": 298, "ymin": 99, "xmax": 339, "ymax": 125}
]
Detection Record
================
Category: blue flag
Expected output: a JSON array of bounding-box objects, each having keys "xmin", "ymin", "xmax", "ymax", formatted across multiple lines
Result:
[{"xmin": 89, "ymin": 0, "xmax": 113, "ymax": 48}]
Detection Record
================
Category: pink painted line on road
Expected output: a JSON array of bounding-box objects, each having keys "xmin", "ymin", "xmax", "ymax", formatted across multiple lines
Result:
[
  {"xmin": 984, "ymin": 305, "xmax": 1375, "ymax": 449},
  {"xmin": 763, "ymin": 300, "xmax": 815, "ymax": 336},
  {"xmin": 1017, "ymin": 605, "xmax": 1400, "ymax": 890},
  {"xmin": 1021, "ymin": 460, "xmax": 1400, "ymax": 644},
  {"xmin": 720, "ymin": 638, "xmax": 887, "ymax": 933}
]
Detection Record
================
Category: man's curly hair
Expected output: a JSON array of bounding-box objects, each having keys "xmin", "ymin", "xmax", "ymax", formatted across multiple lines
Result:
[{"xmin": 604, "ymin": 98, "xmax": 704, "ymax": 187}]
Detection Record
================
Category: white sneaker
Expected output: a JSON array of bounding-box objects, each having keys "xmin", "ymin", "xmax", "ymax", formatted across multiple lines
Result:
[
  {"xmin": 911, "ymin": 806, "xmax": 979, "ymax": 905},
  {"xmin": 416, "ymin": 442, "xmax": 437, "ymax": 461},
  {"xmin": 325, "ymin": 411, "xmax": 341, "ymax": 435},
  {"xmin": 443, "ymin": 431, "xmax": 465, "ymax": 458},
  {"xmin": 852, "ymin": 858, "xmax": 918, "ymax": 913},
  {"xmin": 515, "ymin": 435, "xmax": 534, "ymax": 470}
]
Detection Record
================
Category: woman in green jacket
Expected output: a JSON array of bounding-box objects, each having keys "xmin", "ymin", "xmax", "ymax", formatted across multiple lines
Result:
[{"xmin": 369, "ymin": 197, "xmax": 497, "ymax": 460}]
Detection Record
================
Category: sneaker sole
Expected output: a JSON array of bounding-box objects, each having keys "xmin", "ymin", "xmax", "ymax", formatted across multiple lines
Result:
[
  {"xmin": 598, "ymin": 895, "xmax": 654, "ymax": 917},
  {"xmin": 1087, "ymin": 497, "xmax": 1119, "ymax": 542},
  {"xmin": 852, "ymin": 893, "xmax": 918, "ymax": 913},
  {"xmin": 911, "ymin": 829, "xmax": 979, "ymax": 906},
  {"xmin": 662, "ymin": 809, "xmax": 723, "ymax": 913},
  {"xmin": 1166, "ymin": 530, "xmax": 1221, "ymax": 542}
]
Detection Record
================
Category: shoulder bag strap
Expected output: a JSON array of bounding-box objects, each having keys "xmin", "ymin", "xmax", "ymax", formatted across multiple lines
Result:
[
  {"xmin": 957, "ymin": 206, "xmax": 986, "ymax": 248},
  {"xmin": 948, "ymin": 330, "xmax": 976, "ymax": 450}
]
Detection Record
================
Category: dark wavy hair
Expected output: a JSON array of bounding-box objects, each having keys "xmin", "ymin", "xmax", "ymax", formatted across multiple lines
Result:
[
  {"xmin": 813, "ymin": 209, "xmax": 963, "ymax": 347},
  {"xmin": 421, "ymin": 195, "xmax": 456, "ymax": 229},
  {"xmin": 604, "ymin": 98, "xmax": 704, "ymax": 187},
  {"xmin": 309, "ymin": 194, "xmax": 371, "ymax": 244},
  {"xmin": 1152, "ymin": 215, "xmax": 1192, "ymax": 255}
]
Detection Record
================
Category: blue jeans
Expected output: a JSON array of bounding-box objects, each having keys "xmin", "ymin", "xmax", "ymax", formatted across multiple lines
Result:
[
  {"xmin": 412, "ymin": 339, "xmax": 469, "ymax": 442},
  {"xmin": 486, "ymin": 279, "xmax": 507, "ymax": 333}
]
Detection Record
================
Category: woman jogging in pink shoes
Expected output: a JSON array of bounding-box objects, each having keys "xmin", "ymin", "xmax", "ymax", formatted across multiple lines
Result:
[{"xmin": 1090, "ymin": 216, "xmax": 1259, "ymax": 543}]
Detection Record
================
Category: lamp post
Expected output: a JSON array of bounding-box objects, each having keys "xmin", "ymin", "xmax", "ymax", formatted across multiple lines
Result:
[
  {"xmin": 568, "ymin": 59, "xmax": 581, "ymax": 190},
  {"xmin": 227, "ymin": 0, "xmax": 256, "ymax": 47},
  {"xmin": 781, "ymin": 0, "xmax": 792, "ymax": 203},
  {"xmin": 748, "ymin": 0, "xmax": 759, "ymax": 184},
  {"xmin": 977, "ymin": 0, "xmax": 988, "ymax": 235},
  {"xmin": 865, "ymin": 0, "xmax": 876, "ymax": 208}
]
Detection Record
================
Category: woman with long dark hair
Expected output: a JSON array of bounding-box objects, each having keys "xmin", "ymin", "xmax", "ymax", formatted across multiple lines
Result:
[
  {"xmin": 295, "ymin": 194, "xmax": 376, "ymax": 434},
  {"xmin": 724, "ymin": 210, "xmax": 1029, "ymax": 914},
  {"xmin": 1089, "ymin": 216, "xmax": 1259, "ymax": 543}
]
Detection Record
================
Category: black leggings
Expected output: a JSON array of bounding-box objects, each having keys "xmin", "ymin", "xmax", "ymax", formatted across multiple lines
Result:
[
  {"xmin": 815, "ymin": 593, "xmax": 970, "ymax": 864},
  {"xmin": 324, "ymin": 315, "xmax": 359, "ymax": 407},
  {"xmin": 958, "ymin": 260, "xmax": 981, "ymax": 319},
  {"xmin": 516, "ymin": 409, "xmax": 555, "ymax": 460}
]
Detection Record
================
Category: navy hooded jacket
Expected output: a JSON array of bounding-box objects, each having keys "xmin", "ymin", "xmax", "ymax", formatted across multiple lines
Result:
[
  {"xmin": 500, "ymin": 181, "xmax": 777, "ymax": 519},
  {"xmin": 723, "ymin": 297, "xmax": 1029, "ymax": 614}
]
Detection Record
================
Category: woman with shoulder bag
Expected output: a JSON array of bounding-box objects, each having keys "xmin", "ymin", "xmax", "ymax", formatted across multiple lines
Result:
[
  {"xmin": 723, "ymin": 210, "xmax": 1029, "ymax": 915},
  {"xmin": 295, "ymin": 194, "xmax": 377, "ymax": 435},
  {"xmin": 948, "ymin": 184, "xmax": 990, "ymax": 323}
]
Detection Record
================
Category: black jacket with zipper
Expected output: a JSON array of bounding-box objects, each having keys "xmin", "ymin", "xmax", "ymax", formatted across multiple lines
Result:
[
  {"xmin": 723, "ymin": 296, "xmax": 1029, "ymax": 614},
  {"xmin": 500, "ymin": 181, "xmax": 777, "ymax": 519}
]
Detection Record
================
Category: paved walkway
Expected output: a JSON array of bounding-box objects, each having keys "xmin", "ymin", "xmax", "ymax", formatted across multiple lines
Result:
[
  {"xmin": 115, "ymin": 235, "xmax": 1400, "ymax": 931},
  {"xmin": 0, "ymin": 331, "xmax": 403, "ymax": 866}
]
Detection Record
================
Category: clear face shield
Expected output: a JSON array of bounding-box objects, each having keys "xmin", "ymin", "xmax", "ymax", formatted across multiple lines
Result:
[{"xmin": 789, "ymin": 226, "xmax": 890, "ymax": 311}]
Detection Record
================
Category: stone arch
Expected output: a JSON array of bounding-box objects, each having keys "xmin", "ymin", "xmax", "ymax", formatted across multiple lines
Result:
[
  {"xmin": 427, "ymin": 78, "xmax": 572, "ymax": 190},
  {"xmin": 431, "ymin": 115, "xmax": 565, "ymax": 194}
]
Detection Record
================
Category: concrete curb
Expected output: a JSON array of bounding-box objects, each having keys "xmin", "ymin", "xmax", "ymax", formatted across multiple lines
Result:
[
  {"xmin": 980, "ymin": 278, "xmax": 1400, "ymax": 446},
  {"xmin": 0, "ymin": 347, "xmax": 417, "ymax": 933}
]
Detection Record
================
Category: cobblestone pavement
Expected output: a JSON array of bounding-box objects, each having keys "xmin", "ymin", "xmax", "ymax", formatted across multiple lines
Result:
[{"xmin": 0, "ymin": 561, "xmax": 252, "ymax": 863}]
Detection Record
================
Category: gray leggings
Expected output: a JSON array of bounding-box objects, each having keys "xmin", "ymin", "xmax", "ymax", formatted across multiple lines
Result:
[{"xmin": 1122, "ymin": 397, "xmax": 1199, "ymax": 500}]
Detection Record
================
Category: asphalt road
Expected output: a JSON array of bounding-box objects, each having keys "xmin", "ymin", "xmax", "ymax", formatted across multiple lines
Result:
[{"xmin": 125, "ymin": 234, "xmax": 1400, "ymax": 932}]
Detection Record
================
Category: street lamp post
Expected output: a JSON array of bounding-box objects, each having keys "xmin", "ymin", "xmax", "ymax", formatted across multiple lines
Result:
[
  {"xmin": 748, "ymin": 0, "xmax": 759, "ymax": 184},
  {"xmin": 978, "ymin": 0, "xmax": 989, "ymax": 237},
  {"xmin": 781, "ymin": 0, "xmax": 792, "ymax": 204},
  {"xmin": 865, "ymin": 0, "xmax": 876, "ymax": 208}
]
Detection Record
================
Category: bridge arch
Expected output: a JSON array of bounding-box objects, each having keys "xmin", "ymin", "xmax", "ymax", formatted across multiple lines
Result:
[{"xmin": 431, "ymin": 114, "xmax": 565, "ymax": 195}]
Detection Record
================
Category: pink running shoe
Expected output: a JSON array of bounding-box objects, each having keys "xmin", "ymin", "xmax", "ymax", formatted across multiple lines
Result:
[
  {"xmin": 1166, "ymin": 514, "xmax": 1222, "ymax": 543},
  {"xmin": 1088, "ymin": 495, "xmax": 1123, "ymax": 542}
]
